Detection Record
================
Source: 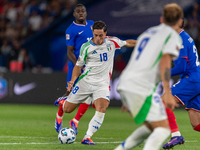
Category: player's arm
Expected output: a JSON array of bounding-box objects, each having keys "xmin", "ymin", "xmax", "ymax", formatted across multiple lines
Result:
[
  {"xmin": 67, "ymin": 65, "xmax": 82, "ymax": 92},
  {"xmin": 171, "ymin": 57, "xmax": 187, "ymax": 76},
  {"xmin": 160, "ymin": 53, "xmax": 177, "ymax": 110},
  {"xmin": 67, "ymin": 46, "xmax": 77, "ymax": 65},
  {"xmin": 124, "ymin": 40, "xmax": 137, "ymax": 47}
]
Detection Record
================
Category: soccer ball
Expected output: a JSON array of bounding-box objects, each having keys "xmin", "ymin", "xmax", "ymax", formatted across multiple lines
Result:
[{"xmin": 58, "ymin": 127, "xmax": 76, "ymax": 144}]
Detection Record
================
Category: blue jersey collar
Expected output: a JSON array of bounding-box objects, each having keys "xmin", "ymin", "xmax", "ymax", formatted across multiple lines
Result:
[{"xmin": 73, "ymin": 21, "xmax": 88, "ymax": 26}]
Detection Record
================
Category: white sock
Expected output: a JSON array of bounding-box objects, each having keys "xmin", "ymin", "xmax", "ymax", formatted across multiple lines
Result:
[
  {"xmin": 172, "ymin": 131, "xmax": 181, "ymax": 137},
  {"xmin": 114, "ymin": 125, "xmax": 151, "ymax": 150},
  {"xmin": 83, "ymin": 111, "xmax": 105, "ymax": 139},
  {"xmin": 72, "ymin": 118, "xmax": 79, "ymax": 124},
  {"xmin": 56, "ymin": 113, "xmax": 63, "ymax": 118},
  {"xmin": 143, "ymin": 127, "xmax": 170, "ymax": 150}
]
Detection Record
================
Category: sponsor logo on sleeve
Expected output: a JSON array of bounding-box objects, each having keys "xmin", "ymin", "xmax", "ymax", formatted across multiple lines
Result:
[{"xmin": 66, "ymin": 34, "xmax": 70, "ymax": 40}]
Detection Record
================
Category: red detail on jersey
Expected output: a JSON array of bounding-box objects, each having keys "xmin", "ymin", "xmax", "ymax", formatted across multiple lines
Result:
[
  {"xmin": 105, "ymin": 36, "xmax": 119, "ymax": 40},
  {"xmin": 110, "ymin": 40, "xmax": 120, "ymax": 49},
  {"xmin": 185, "ymin": 108, "xmax": 200, "ymax": 113},
  {"xmin": 174, "ymin": 95, "xmax": 184, "ymax": 105},
  {"xmin": 181, "ymin": 57, "xmax": 189, "ymax": 66},
  {"xmin": 109, "ymin": 72, "xmax": 111, "ymax": 91}
]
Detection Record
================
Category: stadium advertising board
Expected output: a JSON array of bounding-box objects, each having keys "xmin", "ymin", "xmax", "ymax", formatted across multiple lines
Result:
[{"xmin": 0, "ymin": 72, "xmax": 180, "ymax": 106}]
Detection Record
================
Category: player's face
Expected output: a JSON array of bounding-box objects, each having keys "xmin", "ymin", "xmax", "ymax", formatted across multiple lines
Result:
[
  {"xmin": 92, "ymin": 29, "xmax": 107, "ymax": 45},
  {"xmin": 73, "ymin": 6, "xmax": 87, "ymax": 23}
]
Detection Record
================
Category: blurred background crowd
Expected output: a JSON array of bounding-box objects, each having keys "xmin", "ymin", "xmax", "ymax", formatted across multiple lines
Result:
[
  {"xmin": 0, "ymin": 0, "xmax": 84, "ymax": 73},
  {"xmin": 0, "ymin": 0, "xmax": 200, "ymax": 73}
]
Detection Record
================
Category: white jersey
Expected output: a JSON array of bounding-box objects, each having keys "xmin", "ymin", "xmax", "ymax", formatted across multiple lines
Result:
[
  {"xmin": 76, "ymin": 36, "xmax": 126, "ymax": 86},
  {"xmin": 117, "ymin": 23, "xmax": 182, "ymax": 96}
]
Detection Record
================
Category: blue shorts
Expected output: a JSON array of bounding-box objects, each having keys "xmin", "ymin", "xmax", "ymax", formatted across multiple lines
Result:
[{"xmin": 171, "ymin": 77, "xmax": 200, "ymax": 112}]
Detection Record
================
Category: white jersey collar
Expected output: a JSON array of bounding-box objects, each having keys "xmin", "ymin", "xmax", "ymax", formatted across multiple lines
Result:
[{"xmin": 73, "ymin": 21, "xmax": 87, "ymax": 26}]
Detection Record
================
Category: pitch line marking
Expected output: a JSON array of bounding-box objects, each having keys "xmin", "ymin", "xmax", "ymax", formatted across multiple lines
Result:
[
  {"xmin": 0, "ymin": 141, "xmax": 122, "ymax": 145},
  {"xmin": 0, "ymin": 140, "xmax": 198, "ymax": 145},
  {"xmin": 0, "ymin": 136, "xmax": 113, "ymax": 139}
]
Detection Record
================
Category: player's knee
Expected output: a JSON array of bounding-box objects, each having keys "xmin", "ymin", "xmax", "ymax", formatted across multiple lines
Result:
[
  {"xmin": 63, "ymin": 105, "xmax": 74, "ymax": 113},
  {"xmin": 96, "ymin": 106, "xmax": 107, "ymax": 113},
  {"xmin": 63, "ymin": 106, "xmax": 71, "ymax": 113}
]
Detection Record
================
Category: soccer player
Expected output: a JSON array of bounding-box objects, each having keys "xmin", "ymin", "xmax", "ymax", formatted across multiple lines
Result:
[
  {"xmin": 162, "ymin": 18, "xmax": 200, "ymax": 149},
  {"xmin": 54, "ymin": 4, "xmax": 94, "ymax": 134},
  {"xmin": 55, "ymin": 20, "xmax": 137, "ymax": 145},
  {"xmin": 115, "ymin": 3, "xmax": 183, "ymax": 150}
]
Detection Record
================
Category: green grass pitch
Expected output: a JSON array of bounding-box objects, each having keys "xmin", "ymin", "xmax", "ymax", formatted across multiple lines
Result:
[{"xmin": 0, "ymin": 104, "xmax": 199, "ymax": 150}]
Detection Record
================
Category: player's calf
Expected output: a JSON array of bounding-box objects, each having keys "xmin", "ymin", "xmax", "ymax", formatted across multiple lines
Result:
[{"xmin": 194, "ymin": 124, "xmax": 200, "ymax": 132}]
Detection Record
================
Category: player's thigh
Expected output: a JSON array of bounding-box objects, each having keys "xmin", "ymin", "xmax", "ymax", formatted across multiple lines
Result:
[
  {"xmin": 145, "ymin": 119, "xmax": 169, "ymax": 131},
  {"xmin": 84, "ymin": 96, "xmax": 92, "ymax": 105},
  {"xmin": 93, "ymin": 87, "xmax": 110, "ymax": 112},
  {"xmin": 92, "ymin": 86, "xmax": 110, "ymax": 103},
  {"xmin": 172, "ymin": 78, "xmax": 197, "ymax": 105},
  {"xmin": 63, "ymin": 101, "xmax": 79, "ymax": 113},
  {"xmin": 67, "ymin": 80, "xmax": 92, "ymax": 104}
]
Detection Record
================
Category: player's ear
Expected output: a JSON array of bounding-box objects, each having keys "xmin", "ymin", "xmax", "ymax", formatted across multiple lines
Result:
[
  {"xmin": 160, "ymin": 17, "xmax": 164, "ymax": 23},
  {"xmin": 178, "ymin": 19, "xmax": 183, "ymax": 28}
]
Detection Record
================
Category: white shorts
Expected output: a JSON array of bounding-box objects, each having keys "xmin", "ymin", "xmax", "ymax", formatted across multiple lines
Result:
[
  {"xmin": 118, "ymin": 90, "xmax": 167, "ymax": 124},
  {"xmin": 67, "ymin": 79, "xmax": 110, "ymax": 104}
]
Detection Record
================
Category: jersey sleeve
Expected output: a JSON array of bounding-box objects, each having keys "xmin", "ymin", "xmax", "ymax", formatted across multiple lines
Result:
[
  {"xmin": 108, "ymin": 36, "xmax": 127, "ymax": 49},
  {"xmin": 162, "ymin": 32, "xmax": 182, "ymax": 59},
  {"xmin": 76, "ymin": 43, "xmax": 88, "ymax": 67},
  {"xmin": 178, "ymin": 41, "xmax": 188, "ymax": 58},
  {"xmin": 65, "ymin": 27, "xmax": 76, "ymax": 46}
]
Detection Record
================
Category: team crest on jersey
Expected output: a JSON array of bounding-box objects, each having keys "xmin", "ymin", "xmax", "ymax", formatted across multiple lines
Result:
[
  {"xmin": 91, "ymin": 26, "xmax": 93, "ymax": 30},
  {"xmin": 107, "ymin": 44, "xmax": 111, "ymax": 51},
  {"xmin": 66, "ymin": 34, "xmax": 70, "ymax": 40}
]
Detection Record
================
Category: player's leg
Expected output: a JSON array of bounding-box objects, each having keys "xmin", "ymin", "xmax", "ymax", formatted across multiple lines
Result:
[
  {"xmin": 143, "ymin": 120, "xmax": 170, "ymax": 150},
  {"xmin": 163, "ymin": 79, "xmax": 192, "ymax": 148},
  {"xmin": 54, "ymin": 96, "xmax": 68, "ymax": 133},
  {"xmin": 188, "ymin": 109, "xmax": 200, "ymax": 131},
  {"xmin": 142, "ymin": 93, "xmax": 170, "ymax": 150},
  {"xmin": 114, "ymin": 124, "xmax": 151, "ymax": 150},
  {"xmin": 162, "ymin": 96, "xmax": 184, "ymax": 148},
  {"xmin": 186, "ymin": 95, "xmax": 200, "ymax": 132},
  {"xmin": 69, "ymin": 97, "xmax": 91, "ymax": 135},
  {"xmin": 81, "ymin": 98, "xmax": 109, "ymax": 145},
  {"xmin": 116, "ymin": 91, "xmax": 170, "ymax": 150},
  {"xmin": 54, "ymin": 64, "xmax": 73, "ymax": 133},
  {"xmin": 115, "ymin": 91, "xmax": 169, "ymax": 150}
]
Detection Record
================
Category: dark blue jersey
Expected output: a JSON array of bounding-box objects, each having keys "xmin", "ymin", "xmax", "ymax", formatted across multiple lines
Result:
[
  {"xmin": 171, "ymin": 30, "xmax": 200, "ymax": 82},
  {"xmin": 65, "ymin": 20, "xmax": 94, "ymax": 65}
]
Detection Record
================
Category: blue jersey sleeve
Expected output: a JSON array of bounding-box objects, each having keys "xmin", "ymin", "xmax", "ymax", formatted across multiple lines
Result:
[
  {"xmin": 171, "ymin": 58, "xmax": 188, "ymax": 76},
  {"xmin": 65, "ymin": 26, "xmax": 76, "ymax": 46}
]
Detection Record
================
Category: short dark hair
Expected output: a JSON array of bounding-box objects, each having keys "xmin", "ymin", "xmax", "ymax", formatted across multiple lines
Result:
[
  {"xmin": 163, "ymin": 3, "xmax": 183, "ymax": 25},
  {"xmin": 74, "ymin": 4, "xmax": 86, "ymax": 11},
  {"xmin": 93, "ymin": 21, "xmax": 107, "ymax": 32}
]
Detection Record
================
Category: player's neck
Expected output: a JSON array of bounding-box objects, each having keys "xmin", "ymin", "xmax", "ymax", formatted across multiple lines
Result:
[{"xmin": 75, "ymin": 20, "xmax": 86, "ymax": 25}]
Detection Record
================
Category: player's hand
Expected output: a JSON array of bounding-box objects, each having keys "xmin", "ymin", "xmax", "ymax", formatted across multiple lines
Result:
[
  {"xmin": 162, "ymin": 92, "xmax": 178, "ymax": 110},
  {"xmin": 67, "ymin": 81, "xmax": 74, "ymax": 92},
  {"xmin": 121, "ymin": 104, "xmax": 132, "ymax": 117}
]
